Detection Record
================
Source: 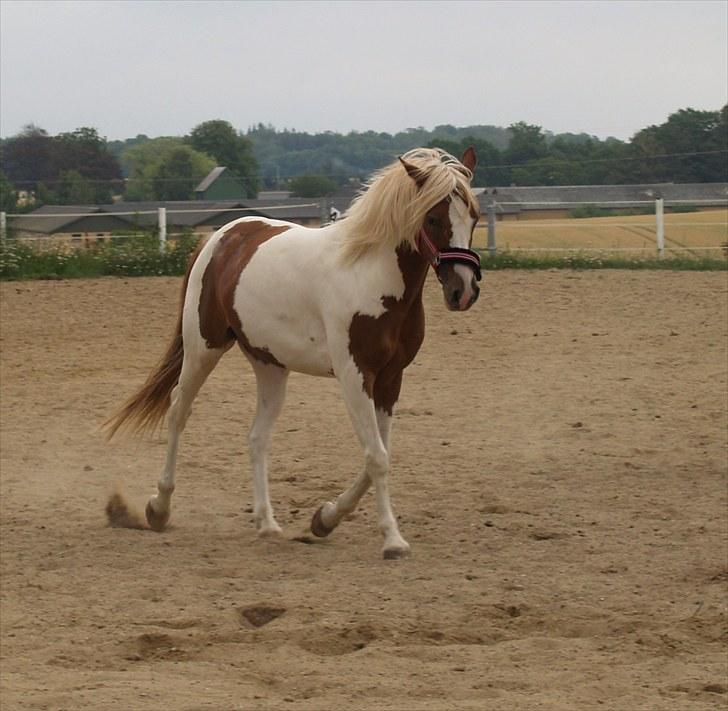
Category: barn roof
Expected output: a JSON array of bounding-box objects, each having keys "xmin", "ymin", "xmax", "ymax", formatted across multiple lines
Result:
[{"xmin": 194, "ymin": 167, "xmax": 229, "ymax": 193}]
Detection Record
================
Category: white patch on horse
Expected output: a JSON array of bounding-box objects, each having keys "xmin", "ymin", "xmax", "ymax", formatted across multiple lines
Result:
[{"xmin": 233, "ymin": 225, "xmax": 405, "ymax": 378}]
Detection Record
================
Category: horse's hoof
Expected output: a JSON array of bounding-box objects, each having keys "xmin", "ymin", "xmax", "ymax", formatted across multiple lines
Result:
[
  {"xmin": 257, "ymin": 523, "xmax": 283, "ymax": 538},
  {"xmin": 383, "ymin": 544, "xmax": 411, "ymax": 560},
  {"xmin": 145, "ymin": 500, "xmax": 170, "ymax": 532},
  {"xmin": 310, "ymin": 506, "xmax": 334, "ymax": 538}
]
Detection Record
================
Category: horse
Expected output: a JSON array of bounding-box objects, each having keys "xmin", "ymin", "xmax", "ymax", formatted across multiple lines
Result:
[{"xmin": 105, "ymin": 147, "xmax": 482, "ymax": 559}]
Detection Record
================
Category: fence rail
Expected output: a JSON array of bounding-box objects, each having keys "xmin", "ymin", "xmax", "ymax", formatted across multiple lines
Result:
[
  {"xmin": 2, "ymin": 198, "xmax": 727, "ymax": 257},
  {"xmin": 480, "ymin": 198, "xmax": 727, "ymax": 257}
]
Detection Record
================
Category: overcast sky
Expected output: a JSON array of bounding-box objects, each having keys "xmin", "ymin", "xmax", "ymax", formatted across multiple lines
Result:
[{"xmin": 1, "ymin": 0, "xmax": 726, "ymax": 142}]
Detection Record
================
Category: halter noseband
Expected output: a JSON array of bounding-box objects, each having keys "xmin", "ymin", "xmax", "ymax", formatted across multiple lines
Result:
[{"xmin": 417, "ymin": 228, "xmax": 482, "ymax": 282}]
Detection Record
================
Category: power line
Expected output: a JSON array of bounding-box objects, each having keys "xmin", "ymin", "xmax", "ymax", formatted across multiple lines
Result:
[
  {"xmin": 4, "ymin": 149, "xmax": 727, "ymax": 186},
  {"xmin": 482, "ymin": 149, "xmax": 728, "ymax": 170}
]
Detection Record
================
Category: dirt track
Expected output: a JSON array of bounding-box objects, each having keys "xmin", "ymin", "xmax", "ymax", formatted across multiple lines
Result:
[{"xmin": 1, "ymin": 270, "xmax": 726, "ymax": 711}]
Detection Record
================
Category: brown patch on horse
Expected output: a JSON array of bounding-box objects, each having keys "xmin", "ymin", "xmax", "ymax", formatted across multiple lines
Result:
[
  {"xmin": 199, "ymin": 221, "xmax": 289, "ymax": 366},
  {"xmin": 423, "ymin": 199, "xmax": 454, "ymax": 249},
  {"xmin": 348, "ymin": 246, "xmax": 429, "ymax": 415}
]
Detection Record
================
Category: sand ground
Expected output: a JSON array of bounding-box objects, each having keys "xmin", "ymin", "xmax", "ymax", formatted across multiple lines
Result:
[{"xmin": 1, "ymin": 270, "xmax": 726, "ymax": 710}]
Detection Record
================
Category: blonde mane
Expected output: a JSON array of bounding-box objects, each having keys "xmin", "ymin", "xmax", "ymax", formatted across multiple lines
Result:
[{"xmin": 338, "ymin": 148, "xmax": 478, "ymax": 264}]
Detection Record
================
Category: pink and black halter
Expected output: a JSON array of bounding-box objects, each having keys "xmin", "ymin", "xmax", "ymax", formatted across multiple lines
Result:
[{"xmin": 417, "ymin": 228, "xmax": 482, "ymax": 283}]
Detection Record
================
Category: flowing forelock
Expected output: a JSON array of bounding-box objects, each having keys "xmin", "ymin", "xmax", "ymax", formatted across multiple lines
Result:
[{"xmin": 338, "ymin": 148, "xmax": 477, "ymax": 264}]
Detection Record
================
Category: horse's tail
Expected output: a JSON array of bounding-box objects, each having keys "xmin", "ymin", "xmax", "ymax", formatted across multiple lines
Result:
[{"xmin": 103, "ymin": 243, "xmax": 203, "ymax": 439}]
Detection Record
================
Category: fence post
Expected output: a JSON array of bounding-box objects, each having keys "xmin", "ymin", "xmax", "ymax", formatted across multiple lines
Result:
[
  {"xmin": 320, "ymin": 199, "xmax": 329, "ymax": 226},
  {"xmin": 486, "ymin": 203, "xmax": 497, "ymax": 256},
  {"xmin": 158, "ymin": 207, "xmax": 167, "ymax": 253},
  {"xmin": 0, "ymin": 211, "xmax": 6, "ymax": 244},
  {"xmin": 655, "ymin": 198, "xmax": 664, "ymax": 257}
]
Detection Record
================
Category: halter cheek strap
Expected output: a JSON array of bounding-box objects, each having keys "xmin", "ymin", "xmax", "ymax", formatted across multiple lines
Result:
[{"xmin": 417, "ymin": 229, "xmax": 482, "ymax": 282}]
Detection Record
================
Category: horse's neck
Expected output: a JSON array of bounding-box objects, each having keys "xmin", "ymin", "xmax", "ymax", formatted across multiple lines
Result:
[
  {"xmin": 325, "ymin": 223, "xmax": 430, "ymax": 311},
  {"xmin": 393, "ymin": 244, "xmax": 430, "ymax": 310}
]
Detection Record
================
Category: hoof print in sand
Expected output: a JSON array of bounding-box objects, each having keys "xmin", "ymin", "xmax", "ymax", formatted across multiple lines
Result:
[{"xmin": 237, "ymin": 604, "xmax": 286, "ymax": 628}]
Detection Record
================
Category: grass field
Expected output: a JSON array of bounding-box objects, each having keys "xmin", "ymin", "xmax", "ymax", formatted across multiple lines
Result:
[{"xmin": 473, "ymin": 209, "xmax": 728, "ymax": 256}]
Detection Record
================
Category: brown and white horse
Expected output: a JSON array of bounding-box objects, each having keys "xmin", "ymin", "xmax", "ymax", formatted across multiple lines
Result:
[{"xmin": 106, "ymin": 147, "xmax": 481, "ymax": 559}]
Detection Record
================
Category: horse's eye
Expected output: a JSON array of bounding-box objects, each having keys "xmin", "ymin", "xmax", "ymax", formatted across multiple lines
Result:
[{"xmin": 426, "ymin": 216, "xmax": 439, "ymax": 228}]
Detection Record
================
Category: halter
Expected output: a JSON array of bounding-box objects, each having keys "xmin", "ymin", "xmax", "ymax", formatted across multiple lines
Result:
[{"xmin": 417, "ymin": 228, "xmax": 482, "ymax": 282}]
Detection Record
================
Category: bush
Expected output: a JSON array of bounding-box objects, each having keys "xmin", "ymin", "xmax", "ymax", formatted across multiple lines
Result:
[
  {"xmin": 3, "ymin": 236, "xmax": 725, "ymax": 281},
  {"xmin": 0, "ymin": 230, "xmax": 200, "ymax": 280}
]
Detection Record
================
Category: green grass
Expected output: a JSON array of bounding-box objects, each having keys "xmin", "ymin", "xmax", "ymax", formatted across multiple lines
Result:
[
  {"xmin": 1, "ymin": 235, "xmax": 726, "ymax": 281},
  {"xmin": 478, "ymin": 250, "xmax": 727, "ymax": 271},
  {"xmin": 0, "ymin": 232, "xmax": 199, "ymax": 281}
]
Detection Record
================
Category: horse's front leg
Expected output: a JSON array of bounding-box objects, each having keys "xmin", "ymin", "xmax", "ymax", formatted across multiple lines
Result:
[{"xmin": 312, "ymin": 362, "xmax": 409, "ymax": 559}]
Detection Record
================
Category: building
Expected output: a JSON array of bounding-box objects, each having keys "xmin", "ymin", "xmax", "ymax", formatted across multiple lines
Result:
[
  {"xmin": 193, "ymin": 167, "xmax": 247, "ymax": 201},
  {"xmin": 8, "ymin": 183, "xmax": 726, "ymax": 244},
  {"xmin": 8, "ymin": 197, "xmax": 350, "ymax": 245},
  {"xmin": 478, "ymin": 183, "xmax": 728, "ymax": 221}
]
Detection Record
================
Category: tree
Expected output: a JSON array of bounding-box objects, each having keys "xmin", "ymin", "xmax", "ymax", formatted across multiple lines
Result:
[
  {"xmin": 188, "ymin": 120, "xmax": 259, "ymax": 197},
  {"xmin": 55, "ymin": 170, "xmax": 96, "ymax": 204},
  {"xmin": 630, "ymin": 107, "xmax": 728, "ymax": 182},
  {"xmin": 505, "ymin": 122, "xmax": 548, "ymax": 166},
  {"xmin": 0, "ymin": 125, "xmax": 57, "ymax": 190},
  {"xmin": 289, "ymin": 174, "xmax": 338, "ymax": 197},
  {"xmin": 54, "ymin": 127, "xmax": 122, "ymax": 202},
  {"xmin": 152, "ymin": 149, "xmax": 199, "ymax": 201},
  {"xmin": 122, "ymin": 138, "xmax": 215, "ymax": 201},
  {"xmin": 0, "ymin": 170, "xmax": 17, "ymax": 212},
  {"xmin": 0, "ymin": 125, "xmax": 121, "ymax": 204}
]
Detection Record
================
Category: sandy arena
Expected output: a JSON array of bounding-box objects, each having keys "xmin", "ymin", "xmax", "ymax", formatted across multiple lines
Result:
[{"xmin": 1, "ymin": 270, "xmax": 726, "ymax": 710}]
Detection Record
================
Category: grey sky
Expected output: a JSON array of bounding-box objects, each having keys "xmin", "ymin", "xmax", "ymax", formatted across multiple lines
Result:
[{"xmin": 1, "ymin": 0, "xmax": 726, "ymax": 142}]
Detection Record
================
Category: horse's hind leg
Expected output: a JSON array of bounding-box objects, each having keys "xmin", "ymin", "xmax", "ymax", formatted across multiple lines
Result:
[
  {"xmin": 247, "ymin": 360, "xmax": 289, "ymax": 536},
  {"xmin": 146, "ymin": 346, "xmax": 225, "ymax": 531}
]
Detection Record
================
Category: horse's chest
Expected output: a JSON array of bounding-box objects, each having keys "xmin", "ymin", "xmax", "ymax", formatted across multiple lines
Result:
[{"xmin": 348, "ymin": 298, "xmax": 425, "ymax": 376}]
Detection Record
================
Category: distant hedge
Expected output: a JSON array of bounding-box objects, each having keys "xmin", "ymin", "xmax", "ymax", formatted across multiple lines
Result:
[
  {"xmin": 0, "ymin": 232, "xmax": 199, "ymax": 280},
  {"xmin": 1, "ymin": 236, "xmax": 725, "ymax": 281}
]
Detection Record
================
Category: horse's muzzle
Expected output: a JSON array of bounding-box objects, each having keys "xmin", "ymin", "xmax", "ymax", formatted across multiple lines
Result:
[{"xmin": 445, "ymin": 280, "xmax": 480, "ymax": 311}]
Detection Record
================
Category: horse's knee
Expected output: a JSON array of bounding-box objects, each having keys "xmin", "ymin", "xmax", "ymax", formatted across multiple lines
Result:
[
  {"xmin": 365, "ymin": 446, "xmax": 389, "ymax": 479},
  {"xmin": 248, "ymin": 429, "xmax": 267, "ymax": 458}
]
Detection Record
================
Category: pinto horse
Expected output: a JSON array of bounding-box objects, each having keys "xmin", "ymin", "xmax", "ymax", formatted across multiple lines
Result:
[{"xmin": 105, "ymin": 147, "xmax": 481, "ymax": 559}]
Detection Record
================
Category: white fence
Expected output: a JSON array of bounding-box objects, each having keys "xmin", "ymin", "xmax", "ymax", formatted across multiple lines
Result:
[
  {"xmin": 0, "ymin": 203, "xmax": 320, "ymax": 252},
  {"xmin": 2, "ymin": 198, "xmax": 727, "ymax": 257},
  {"xmin": 479, "ymin": 198, "xmax": 727, "ymax": 257}
]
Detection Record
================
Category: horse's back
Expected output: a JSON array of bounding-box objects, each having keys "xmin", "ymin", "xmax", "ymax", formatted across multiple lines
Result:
[
  {"xmin": 184, "ymin": 217, "xmax": 335, "ymax": 375},
  {"xmin": 184, "ymin": 215, "xmax": 408, "ymax": 378}
]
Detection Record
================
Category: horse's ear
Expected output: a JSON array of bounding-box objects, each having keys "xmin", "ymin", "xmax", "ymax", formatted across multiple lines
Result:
[
  {"xmin": 399, "ymin": 157, "xmax": 427, "ymax": 189},
  {"xmin": 461, "ymin": 146, "xmax": 477, "ymax": 176}
]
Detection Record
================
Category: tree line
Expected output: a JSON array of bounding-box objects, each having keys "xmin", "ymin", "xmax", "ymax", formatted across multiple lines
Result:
[{"xmin": 0, "ymin": 107, "xmax": 726, "ymax": 211}]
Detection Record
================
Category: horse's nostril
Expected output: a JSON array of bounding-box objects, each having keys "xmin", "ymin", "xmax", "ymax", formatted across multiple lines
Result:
[{"xmin": 451, "ymin": 289, "xmax": 462, "ymax": 304}]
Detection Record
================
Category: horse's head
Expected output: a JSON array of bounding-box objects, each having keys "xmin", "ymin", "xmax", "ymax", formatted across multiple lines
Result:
[{"xmin": 401, "ymin": 147, "xmax": 481, "ymax": 312}]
